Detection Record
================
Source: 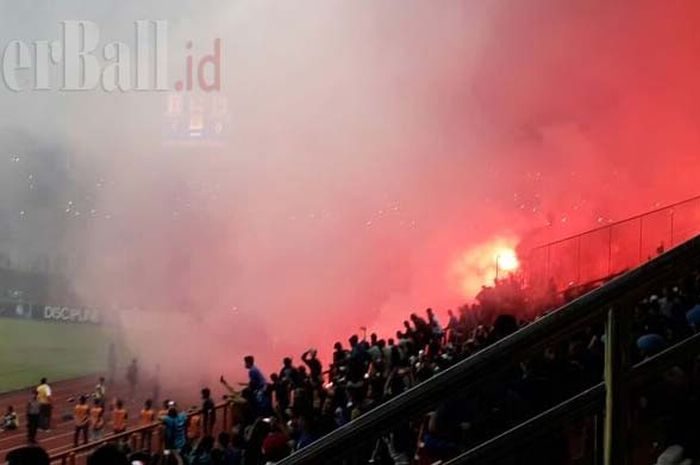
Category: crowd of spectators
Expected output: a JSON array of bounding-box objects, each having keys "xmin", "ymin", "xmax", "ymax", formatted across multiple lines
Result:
[{"xmin": 8, "ymin": 268, "xmax": 700, "ymax": 465}]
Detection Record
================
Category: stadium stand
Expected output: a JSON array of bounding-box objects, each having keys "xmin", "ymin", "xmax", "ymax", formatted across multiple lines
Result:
[{"xmin": 4, "ymin": 235, "xmax": 700, "ymax": 464}]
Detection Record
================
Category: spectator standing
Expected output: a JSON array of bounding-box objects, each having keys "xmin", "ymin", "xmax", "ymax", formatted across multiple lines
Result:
[
  {"xmin": 126, "ymin": 359, "xmax": 139, "ymax": 399},
  {"xmin": 107, "ymin": 342, "xmax": 117, "ymax": 385},
  {"xmin": 244, "ymin": 356, "xmax": 269, "ymax": 415},
  {"xmin": 201, "ymin": 388, "xmax": 216, "ymax": 436},
  {"xmin": 188, "ymin": 406, "xmax": 203, "ymax": 443},
  {"xmin": 332, "ymin": 342, "xmax": 347, "ymax": 369},
  {"xmin": 152, "ymin": 364, "xmax": 161, "ymax": 405},
  {"xmin": 162, "ymin": 402, "xmax": 188, "ymax": 452},
  {"xmin": 25, "ymin": 391, "xmax": 40, "ymax": 443},
  {"xmin": 73, "ymin": 395, "xmax": 90, "ymax": 446},
  {"xmin": 89, "ymin": 398, "xmax": 105, "ymax": 441},
  {"xmin": 94, "ymin": 376, "xmax": 107, "ymax": 406},
  {"xmin": 36, "ymin": 378, "xmax": 52, "ymax": 431},
  {"xmin": 302, "ymin": 349, "xmax": 323, "ymax": 387},
  {"xmin": 139, "ymin": 399, "xmax": 156, "ymax": 450},
  {"xmin": 112, "ymin": 399, "xmax": 128, "ymax": 434}
]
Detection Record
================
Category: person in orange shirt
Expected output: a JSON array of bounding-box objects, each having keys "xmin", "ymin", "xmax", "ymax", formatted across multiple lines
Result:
[
  {"xmin": 187, "ymin": 406, "xmax": 202, "ymax": 442},
  {"xmin": 157, "ymin": 399, "xmax": 170, "ymax": 420},
  {"xmin": 156, "ymin": 399, "xmax": 170, "ymax": 450},
  {"xmin": 73, "ymin": 395, "xmax": 90, "ymax": 446},
  {"xmin": 112, "ymin": 399, "xmax": 128, "ymax": 434},
  {"xmin": 139, "ymin": 399, "xmax": 156, "ymax": 451},
  {"xmin": 89, "ymin": 398, "xmax": 104, "ymax": 441}
]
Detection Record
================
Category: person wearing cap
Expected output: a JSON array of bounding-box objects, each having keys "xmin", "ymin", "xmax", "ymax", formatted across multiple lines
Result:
[{"xmin": 162, "ymin": 402, "xmax": 187, "ymax": 452}]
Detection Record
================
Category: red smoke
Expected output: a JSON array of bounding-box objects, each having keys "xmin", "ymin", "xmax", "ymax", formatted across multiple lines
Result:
[{"xmin": 6, "ymin": 1, "xmax": 699, "ymax": 380}]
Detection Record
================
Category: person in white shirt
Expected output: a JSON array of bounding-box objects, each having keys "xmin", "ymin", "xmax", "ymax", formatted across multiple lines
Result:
[{"xmin": 94, "ymin": 377, "xmax": 107, "ymax": 406}]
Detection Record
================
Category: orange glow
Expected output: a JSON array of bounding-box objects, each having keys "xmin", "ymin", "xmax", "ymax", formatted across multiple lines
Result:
[{"xmin": 450, "ymin": 237, "xmax": 520, "ymax": 300}]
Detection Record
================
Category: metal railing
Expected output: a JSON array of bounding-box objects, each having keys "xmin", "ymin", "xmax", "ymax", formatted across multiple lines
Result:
[
  {"xmin": 525, "ymin": 194, "xmax": 700, "ymax": 291},
  {"xmin": 47, "ymin": 234, "xmax": 700, "ymax": 465},
  {"xmin": 49, "ymin": 401, "xmax": 236, "ymax": 465},
  {"xmin": 443, "ymin": 329, "xmax": 700, "ymax": 465},
  {"xmin": 278, "ymin": 233, "xmax": 700, "ymax": 465}
]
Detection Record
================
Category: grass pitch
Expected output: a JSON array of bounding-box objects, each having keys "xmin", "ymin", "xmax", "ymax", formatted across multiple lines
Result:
[{"xmin": 0, "ymin": 318, "xmax": 122, "ymax": 393}]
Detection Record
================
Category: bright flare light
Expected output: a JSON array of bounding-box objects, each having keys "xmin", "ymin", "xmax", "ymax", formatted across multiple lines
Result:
[
  {"xmin": 496, "ymin": 248, "xmax": 519, "ymax": 273},
  {"xmin": 450, "ymin": 237, "xmax": 521, "ymax": 300}
]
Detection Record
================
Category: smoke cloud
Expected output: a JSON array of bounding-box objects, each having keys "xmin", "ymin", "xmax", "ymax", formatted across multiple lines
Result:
[{"xmin": 2, "ymin": 0, "xmax": 700, "ymax": 384}]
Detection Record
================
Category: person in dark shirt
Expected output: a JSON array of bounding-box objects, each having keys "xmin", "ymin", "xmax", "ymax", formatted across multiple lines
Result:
[
  {"xmin": 26, "ymin": 391, "xmax": 41, "ymax": 444},
  {"xmin": 279, "ymin": 357, "xmax": 301, "ymax": 389},
  {"xmin": 301, "ymin": 349, "xmax": 323, "ymax": 387},
  {"xmin": 269, "ymin": 373, "xmax": 290, "ymax": 415},
  {"xmin": 201, "ymin": 388, "xmax": 216, "ymax": 436},
  {"xmin": 332, "ymin": 342, "xmax": 347, "ymax": 368},
  {"xmin": 126, "ymin": 358, "xmax": 139, "ymax": 399}
]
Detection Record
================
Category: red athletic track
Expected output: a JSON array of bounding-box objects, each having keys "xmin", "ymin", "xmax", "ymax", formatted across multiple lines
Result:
[{"xmin": 0, "ymin": 376, "xmax": 147, "ymax": 463}]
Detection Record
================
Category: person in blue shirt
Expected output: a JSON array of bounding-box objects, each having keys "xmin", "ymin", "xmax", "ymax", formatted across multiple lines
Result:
[
  {"xmin": 162, "ymin": 402, "xmax": 188, "ymax": 452},
  {"xmin": 244, "ymin": 355, "xmax": 267, "ymax": 392},
  {"xmin": 244, "ymin": 355, "xmax": 271, "ymax": 416}
]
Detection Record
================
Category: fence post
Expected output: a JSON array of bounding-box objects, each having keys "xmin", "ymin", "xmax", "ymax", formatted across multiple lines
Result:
[
  {"xmin": 68, "ymin": 452, "xmax": 76, "ymax": 465},
  {"xmin": 604, "ymin": 307, "xmax": 626, "ymax": 465},
  {"xmin": 608, "ymin": 227, "xmax": 613, "ymax": 275},
  {"xmin": 154, "ymin": 427, "xmax": 162, "ymax": 455},
  {"xmin": 670, "ymin": 210, "xmax": 675, "ymax": 247},
  {"xmin": 577, "ymin": 236, "xmax": 582, "ymax": 283},
  {"xmin": 592, "ymin": 413, "xmax": 602, "ymax": 465},
  {"xmin": 638, "ymin": 218, "xmax": 644, "ymax": 261}
]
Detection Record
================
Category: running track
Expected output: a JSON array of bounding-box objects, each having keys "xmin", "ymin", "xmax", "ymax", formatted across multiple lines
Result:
[{"xmin": 0, "ymin": 376, "xmax": 144, "ymax": 463}]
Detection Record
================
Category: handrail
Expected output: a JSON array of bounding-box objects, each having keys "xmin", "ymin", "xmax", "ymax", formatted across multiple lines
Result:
[
  {"xmin": 444, "ymin": 328, "xmax": 700, "ymax": 464},
  {"xmin": 278, "ymin": 234, "xmax": 700, "ymax": 464},
  {"xmin": 444, "ymin": 383, "xmax": 606, "ymax": 465},
  {"xmin": 48, "ymin": 400, "xmax": 233, "ymax": 464}
]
